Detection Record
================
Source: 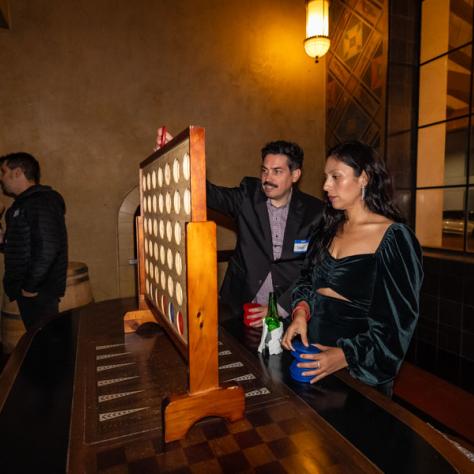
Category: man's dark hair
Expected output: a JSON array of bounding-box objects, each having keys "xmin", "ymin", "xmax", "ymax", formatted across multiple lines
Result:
[
  {"xmin": 1, "ymin": 152, "xmax": 41, "ymax": 183},
  {"xmin": 261, "ymin": 141, "xmax": 304, "ymax": 171}
]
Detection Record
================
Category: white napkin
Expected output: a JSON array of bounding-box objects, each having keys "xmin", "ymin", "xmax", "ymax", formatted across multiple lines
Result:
[{"xmin": 258, "ymin": 324, "xmax": 283, "ymax": 355}]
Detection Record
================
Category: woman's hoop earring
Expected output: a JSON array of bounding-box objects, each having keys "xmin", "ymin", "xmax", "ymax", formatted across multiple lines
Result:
[{"xmin": 361, "ymin": 186, "xmax": 366, "ymax": 201}]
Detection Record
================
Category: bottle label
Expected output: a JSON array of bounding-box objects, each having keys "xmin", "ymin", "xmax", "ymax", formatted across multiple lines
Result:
[{"xmin": 265, "ymin": 317, "xmax": 280, "ymax": 332}]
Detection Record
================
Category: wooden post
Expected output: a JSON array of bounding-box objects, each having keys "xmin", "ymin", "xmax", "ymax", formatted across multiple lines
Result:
[{"xmin": 162, "ymin": 222, "xmax": 245, "ymax": 442}]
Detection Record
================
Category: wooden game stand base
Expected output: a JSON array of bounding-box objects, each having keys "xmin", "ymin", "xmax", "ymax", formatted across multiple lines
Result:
[
  {"xmin": 123, "ymin": 308, "xmax": 245, "ymax": 443},
  {"xmin": 123, "ymin": 309, "xmax": 158, "ymax": 333},
  {"xmin": 163, "ymin": 385, "xmax": 245, "ymax": 443}
]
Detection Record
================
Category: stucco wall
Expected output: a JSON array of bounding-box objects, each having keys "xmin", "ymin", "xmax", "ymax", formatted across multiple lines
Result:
[{"xmin": 0, "ymin": 0, "xmax": 325, "ymax": 302}]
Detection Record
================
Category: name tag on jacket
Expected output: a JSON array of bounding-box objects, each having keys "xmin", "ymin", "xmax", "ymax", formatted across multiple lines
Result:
[{"xmin": 293, "ymin": 240, "xmax": 309, "ymax": 253}]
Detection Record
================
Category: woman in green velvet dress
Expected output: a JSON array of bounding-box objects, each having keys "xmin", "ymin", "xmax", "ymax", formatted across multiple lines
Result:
[{"xmin": 281, "ymin": 141, "xmax": 423, "ymax": 395}]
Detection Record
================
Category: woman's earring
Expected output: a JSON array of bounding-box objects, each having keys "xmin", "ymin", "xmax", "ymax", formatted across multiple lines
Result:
[{"xmin": 361, "ymin": 186, "xmax": 366, "ymax": 201}]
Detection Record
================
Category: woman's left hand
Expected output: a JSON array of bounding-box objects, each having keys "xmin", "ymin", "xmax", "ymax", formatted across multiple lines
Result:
[{"xmin": 297, "ymin": 344, "xmax": 348, "ymax": 383}]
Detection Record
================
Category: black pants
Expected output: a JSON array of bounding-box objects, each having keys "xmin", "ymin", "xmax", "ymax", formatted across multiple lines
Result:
[{"xmin": 17, "ymin": 293, "xmax": 60, "ymax": 330}]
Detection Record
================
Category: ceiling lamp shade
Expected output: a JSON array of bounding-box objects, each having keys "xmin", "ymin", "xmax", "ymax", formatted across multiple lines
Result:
[{"xmin": 304, "ymin": 0, "xmax": 330, "ymax": 62}]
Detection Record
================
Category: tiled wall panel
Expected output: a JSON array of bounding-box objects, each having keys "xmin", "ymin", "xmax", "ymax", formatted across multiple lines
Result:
[{"xmin": 326, "ymin": 0, "xmax": 388, "ymax": 151}]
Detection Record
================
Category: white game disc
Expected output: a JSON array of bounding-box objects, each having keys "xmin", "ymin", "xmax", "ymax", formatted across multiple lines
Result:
[
  {"xmin": 160, "ymin": 245, "xmax": 165, "ymax": 265},
  {"xmin": 182, "ymin": 153, "xmax": 190, "ymax": 181},
  {"xmin": 175, "ymin": 252, "xmax": 182, "ymax": 276},
  {"xmin": 174, "ymin": 222, "xmax": 181, "ymax": 246},
  {"xmin": 159, "ymin": 194, "xmax": 164, "ymax": 214},
  {"xmin": 158, "ymin": 167, "xmax": 163, "ymax": 187},
  {"xmin": 184, "ymin": 189, "xmax": 191, "ymax": 215},
  {"xmin": 176, "ymin": 282, "xmax": 183, "ymax": 305},
  {"xmin": 173, "ymin": 190, "xmax": 181, "ymax": 214},
  {"xmin": 173, "ymin": 158, "xmax": 180, "ymax": 183},
  {"xmin": 159, "ymin": 220, "xmax": 165, "ymax": 239}
]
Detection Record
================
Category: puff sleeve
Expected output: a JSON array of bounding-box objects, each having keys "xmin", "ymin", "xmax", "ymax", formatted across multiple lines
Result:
[
  {"xmin": 291, "ymin": 238, "xmax": 319, "ymax": 316},
  {"xmin": 336, "ymin": 224, "xmax": 423, "ymax": 386}
]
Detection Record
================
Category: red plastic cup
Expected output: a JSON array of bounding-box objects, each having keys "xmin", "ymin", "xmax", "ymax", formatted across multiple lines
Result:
[{"xmin": 243, "ymin": 303, "xmax": 261, "ymax": 327}]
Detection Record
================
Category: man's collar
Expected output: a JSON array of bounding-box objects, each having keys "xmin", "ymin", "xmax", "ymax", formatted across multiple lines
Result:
[{"xmin": 14, "ymin": 183, "xmax": 46, "ymax": 200}]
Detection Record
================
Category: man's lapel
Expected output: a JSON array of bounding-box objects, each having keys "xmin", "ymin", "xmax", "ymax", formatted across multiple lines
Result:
[
  {"xmin": 281, "ymin": 189, "xmax": 305, "ymax": 260},
  {"xmin": 255, "ymin": 191, "xmax": 273, "ymax": 259}
]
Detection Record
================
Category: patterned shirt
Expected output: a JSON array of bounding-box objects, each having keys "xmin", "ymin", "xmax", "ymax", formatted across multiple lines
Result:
[{"xmin": 254, "ymin": 193, "xmax": 292, "ymax": 317}]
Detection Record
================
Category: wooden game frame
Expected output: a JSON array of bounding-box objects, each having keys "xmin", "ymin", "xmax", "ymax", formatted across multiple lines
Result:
[{"xmin": 124, "ymin": 126, "xmax": 244, "ymax": 442}]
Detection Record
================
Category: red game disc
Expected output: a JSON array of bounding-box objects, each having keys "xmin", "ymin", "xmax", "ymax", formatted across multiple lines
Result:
[
  {"xmin": 161, "ymin": 295, "xmax": 167, "ymax": 316},
  {"xmin": 177, "ymin": 311, "xmax": 184, "ymax": 335}
]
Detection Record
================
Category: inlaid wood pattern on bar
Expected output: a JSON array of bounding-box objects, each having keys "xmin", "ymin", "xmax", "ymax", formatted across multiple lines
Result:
[{"xmin": 84, "ymin": 325, "xmax": 285, "ymax": 445}]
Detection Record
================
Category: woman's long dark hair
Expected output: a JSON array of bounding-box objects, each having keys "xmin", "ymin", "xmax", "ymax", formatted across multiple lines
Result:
[{"xmin": 311, "ymin": 140, "xmax": 403, "ymax": 262}]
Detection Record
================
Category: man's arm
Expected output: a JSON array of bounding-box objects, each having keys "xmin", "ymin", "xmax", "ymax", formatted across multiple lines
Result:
[{"xmin": 206, "ymin": 180, "xmax": 246, "ymax": 218}]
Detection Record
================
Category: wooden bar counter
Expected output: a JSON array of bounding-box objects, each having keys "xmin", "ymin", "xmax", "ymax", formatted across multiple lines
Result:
[{"xmin": 0, "ymin": 299, "xmax": 471, "ymax": 473}]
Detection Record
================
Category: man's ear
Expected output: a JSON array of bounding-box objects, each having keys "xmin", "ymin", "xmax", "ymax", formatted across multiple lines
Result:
[
  {"xmin": 13, "ymin": 167, "xmax": 23, "ymax": 178},
  {"xmin": 292, "ymin": 168, "xmax": 302, "ymax": 183}
]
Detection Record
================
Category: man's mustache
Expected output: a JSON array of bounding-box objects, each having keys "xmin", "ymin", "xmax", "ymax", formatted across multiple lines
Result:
[{"xmin": 263, "ymin": 181, "xmax": 277, "ymax": 189}]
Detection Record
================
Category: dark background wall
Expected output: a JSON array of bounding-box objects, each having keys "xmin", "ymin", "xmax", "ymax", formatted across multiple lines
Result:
[
  {"xmin": 410, "ymin": 254, "xmax": 474, "ymax": 393},
  {"xmin": 326, "ymin": 0, "xmax": 387, "ymax": 152},
  {"xmin": 0, "ymin": 0, "xmax": 326, "ymax": 301},
  {"xmin": 385, "ymin": 0, "xmax": 420, "ymax": 227}
]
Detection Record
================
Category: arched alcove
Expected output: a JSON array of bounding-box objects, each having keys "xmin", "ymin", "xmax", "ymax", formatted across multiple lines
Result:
[{"xmin": 117, "ymin": 186, "xmax": 139, "ymax": 298}]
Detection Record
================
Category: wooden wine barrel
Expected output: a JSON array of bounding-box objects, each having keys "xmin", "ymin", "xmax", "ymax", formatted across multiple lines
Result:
[
  {"xmin": 58, "ymin": 262, "xmax": 94, "ymax": 312},
  {"xmin": 1, "ymin": 261, "xmax": 94, "ymax": 353}
]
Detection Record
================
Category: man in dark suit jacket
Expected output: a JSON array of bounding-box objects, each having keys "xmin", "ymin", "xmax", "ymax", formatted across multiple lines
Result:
[{"xmin": 206, "ymin": 140, "xmax": 323, "ymax": 325}]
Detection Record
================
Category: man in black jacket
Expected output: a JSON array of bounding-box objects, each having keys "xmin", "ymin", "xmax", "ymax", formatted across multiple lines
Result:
[
  {"xmin": 0, "ymin": 152, "xmax": 68, "ymax": 329},
  {"xmin": 206, "ymin": 141, "xmax": 324, "ymax": 324}
]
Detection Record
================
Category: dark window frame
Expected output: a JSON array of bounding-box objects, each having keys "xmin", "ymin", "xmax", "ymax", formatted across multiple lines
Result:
[{"xmin": 416, "ymin": 1, "xmax": 474, "ymax": 254}]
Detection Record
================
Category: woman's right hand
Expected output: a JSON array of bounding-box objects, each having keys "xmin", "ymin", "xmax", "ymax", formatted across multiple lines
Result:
[{"xmin": 281, "ymin": 312, "xmax": 309, "ymax": 350}]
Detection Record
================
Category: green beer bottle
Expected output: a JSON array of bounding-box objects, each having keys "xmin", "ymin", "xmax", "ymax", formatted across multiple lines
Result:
[{"xmin": 265, "ymin": 292, "xmax": 280, "ymax": 332}]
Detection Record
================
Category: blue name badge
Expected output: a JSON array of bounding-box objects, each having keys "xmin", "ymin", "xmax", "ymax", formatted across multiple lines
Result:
[{"xmin": 293, "ymin": 240, "xmax": 309, "ymax": 253}]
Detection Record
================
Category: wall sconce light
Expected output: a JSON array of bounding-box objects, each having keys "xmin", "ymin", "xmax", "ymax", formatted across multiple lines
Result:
[{"xmin": 304, "ymin": 0, "xmax": 330, "ymax": 63}]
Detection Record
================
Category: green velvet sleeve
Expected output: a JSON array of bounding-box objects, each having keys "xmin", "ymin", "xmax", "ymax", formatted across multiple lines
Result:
[
  {"xmin": 337, "ymin": 224, "xmax": 423, "ymax": 386},
  {"xmin": 291, "ymin": 240, "xmax": 318, "ymax": 316}
]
